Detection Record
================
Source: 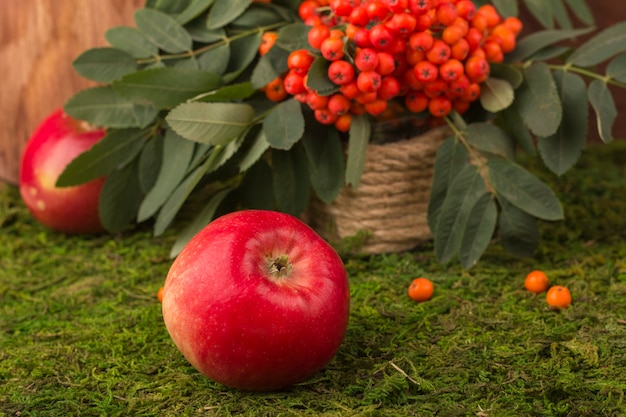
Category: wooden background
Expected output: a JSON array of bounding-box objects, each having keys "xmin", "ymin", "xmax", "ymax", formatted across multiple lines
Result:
[{"xmin": 0, "ymin": 1, "xmax": 624, "ymax": 185}]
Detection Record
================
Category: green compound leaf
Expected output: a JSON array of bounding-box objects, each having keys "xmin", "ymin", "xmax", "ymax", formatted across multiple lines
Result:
[
  {"xmin": 238, "ymin": 129, "xmax": 270, "ymax": 172},
  {"xmin": 105, "ymin": 26, "xmax": 159, "ymax": 59},
  {"xmin": 301, "ymin": 121, "xmax": 344, "ymax": 204},
  {"xmin": 522, "ymin": 0, "xmax": 554, "ymax": 29},
  {"xmin": 197, "ymin": 43, "xmax": 230, "ymax": 75},
  {"xmin": 207, "ymin": 0, "xmax": 253, "ymax": 29},
  {"xmin": 113, "ymin": 67, "xmax": 221, "ymax": 110},
  {"xmin": 197, "ymin": 82, "xmax": 256, "ymax": 102},
  {"xmin": 72, "ymin": 47, "xmax": 137, "ymax": 82},
  {"xmin": 306, "ymin": 57, "xmax": 340, "ymax": 96},
  {"xmin": 491, "ymin": 0, "xmax": 518, "ymax": 18},
  {"xmin": 272, "ymin": 146, "xmax": 311, "ymax": 216},
  {"xmin": 434, "ymin": 164, "xmax": 486, "ymax": 264},
  {"xmin": 175, "ymin": 0, "xmax": 215, "ymax": 25},
  {"xmin": 564, "ymin": 0, "xmax": 594, "ymax": 26},
  {"xmin": 538, "ymin": 71, "xmax": 588, "ymax": 176},
  {"xmin": 606, "ymin": 52, "xmax": 626, "ymax": 83},
  {"xmin": 138, "ymin": 133, "xmax": 163, "ymax": 193},
  {"xmin": 99, "ymin": 159, "xmax": 143, "ymax": 234},
  {"xmin": 465, "ymin": 122, "xmax": 515, "ymax": 160},
  {"xmin": 223, "ymin": 32, "xmax": 263, "ymax": 84},
  {"xmin": 480, "ymin": 77, "xmax": 514, "ymax": 113},
  {"xmin": 487, "ymin": 158, "xmax": 564, "ymax": 221},
  {"xmin": 64, "ymin": 86, "xmax": 158, "ymax": 129},
  {"xmin": 587, "ymin": 79, "xmax": 617, "ymax": 143},
  {"xmin": 166, "ymin": 102, "xmax": 255, "ymax": 145},
  {"xmin": 276, "ymin": 22, "xmax": 311, "ymax": 52},
  {"xmin": 56, "ymin": 129, "xmax": 146, "ymax": 187},
  {"xmin": 506, "ymin": 27, "xmax": 593, "ymax": 62},
  {"xmin": 263, "ymin": 99, "xmax": 305, "ymax": 151},
  {"xmin": 495, "ymin": 106, "xmax": 536, "ymax": 156},
  {"xmin": 345, "ymin": 114, "xmax": 371, "ymax": 188},
  {"xmin": 515, "ymin": 62, "xmax": 562, "ymax": 138},
  {"xmin": 567, "ymin": 21, "xmax": 626, "ymax": 67},
  {"xmin": 134, "ymin": 8, "xmax": 192, "ymax": 53},
  {"xmin": 498, "ymin": 199, "xmax": 540, "ymax": 258},
  {"xmin": 459, "ymin": 193, "xmax": 498, "ymax": 269}
]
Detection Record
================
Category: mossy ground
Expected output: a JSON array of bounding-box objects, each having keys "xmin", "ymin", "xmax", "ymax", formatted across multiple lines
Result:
[{"xmin": 1, "ymin": 142, "xmax": 626, "ymax": 417}]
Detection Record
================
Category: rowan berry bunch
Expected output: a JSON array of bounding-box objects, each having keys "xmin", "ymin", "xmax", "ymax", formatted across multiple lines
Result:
[{"xmin": 273, "ymin": 0, "xmax": 522, "ymax": 132}]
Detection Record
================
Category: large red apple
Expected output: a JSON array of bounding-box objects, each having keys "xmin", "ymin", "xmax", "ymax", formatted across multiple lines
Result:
[
  {"xmin": 161, "ymin": 210, "xmax": 350, "ymax": 391},
  {"xmin": 19, "ymin": 109, "xmax": 106, "ymax": 234}
]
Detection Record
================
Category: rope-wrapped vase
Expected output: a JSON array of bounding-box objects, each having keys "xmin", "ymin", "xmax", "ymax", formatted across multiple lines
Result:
[{"xmin": 308, "ymin": 124, "xmax": 451, "ymax": 255}]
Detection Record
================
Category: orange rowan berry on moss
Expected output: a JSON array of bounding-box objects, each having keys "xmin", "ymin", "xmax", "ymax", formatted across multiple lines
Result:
[{"xmin": 408, "ymin": 277, "xmax": 434, "ymax": 302}]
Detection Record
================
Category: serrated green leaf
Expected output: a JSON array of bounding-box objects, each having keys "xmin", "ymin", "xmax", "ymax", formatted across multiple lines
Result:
[
  {"xmin": 515, "ymin": 63, "xmax": 562, "ymax": 137},
  {"xmin": 197, "ymin": 43, "xmax": 230, "ymax": 75},
  {"xmin": 538, "ymin": 71, "xmax": 588, "ymax": 176},
  {"xmin": 186, "ymin": 19, "xmax": 225, "ymax": 43},
  {"xmin": 480, "ymin": 78, "xmax": 514, "ymax": 113},
  {"xmin": 427, "ymin": 136, "xmax": 469, "ymax": 233},
  {"xmin": 135, "ymin": 8, "xmax": 192, "ymax": 53},
  {"xmin": 138, "ymin": 133, "xmax": 163, "ymax": 193},
  {"xmin": 491, "ymin": 0, "xmax": 518, "ymax": 18},
  {"xmin": 137, "ymin": 129, "xmax": 195, "ymax": 222},
  {"xmin": 567, "ymin": 21, "xmax": 626, "ymax": 67},
  {"xmin": 169, "ymin": 187, "xmax": 233, "ymax": 258},
  {"xmin": 498, "ymin": 199, "xmax": 540, "ymax": 257},
  {"xmin": 306, "ymin": 57, "xmax": 340, "ymax": 96},
  {"xmin": 197, "ymin": 82, "xmax": 256, "ymax": 102},
  {"xmin": 587, "ymin": 79, "xmax": 617, "ymax": 143},
  {"xmin": 495, "ymin": 106, "xmax": 536, "ymax": 156},
  {"xmin": 526, "ymin": 44, "xmax": 571, "ymax": 62},
  {"xmin": 564, "ymin": 0, "xmax": 594, "ymax": 26},
  {"xmin": 251, "ymin": 51, "xmax": 284, "ymax": 89},
  {"xmin": 276, "ymin": 22, "xmax": 311, "ymax": 52},
  {"xmin": 487, "ymin": 158, "xmax": 564, "ymax": 220},
  {"xmin": 64, "ymin": 86, "xmax": 158, "ymax": 129},
  {"xmin": 166, "ymin": 102, "xmax": 255, "ymax": 145},
  {"xmin": 465, "ymin": 123, "xmax": 515, "ymax": 159},
  {"xmin": 522, "ymin": 0, "xmax": 553, "ymax": 29},
  {"xmin": 606, "ymin": 52, "xmax": 626, "ymax": 83},
  {"xmin": 459, "ymin": 193, "xmax": 497, "ymax": 269},
  {"xmin": 263, "ymin": 99, "xmax": 305, "ymax": 150},
  {"xmin": 301, "ymin": 122, "xmax": 344, "ymax": 203},
  {"xmin": 113, "ymin": 67, "xmax": 221, "ymax": 110},
  {"xmin": 99, "ymin": 159, "xmax": 143, "ymax": 233},
  {"xmin": 272, "ymin": 147, "xmax": 311, "ymax": 216},
  {"xmin": 207, "ymin": 0, "xmax": 253, "ymax": 29},
  {"xmin": 489, "ymin": 63, "xmax": 524, "ymax": 88},
  {"xmin": 345, "ymin": 114, "xmax": 371, "ymax": 188},
  {"xmin": 72, "ymin": 47, "xmax": 137, "ymax": 83},
  {"xmin": 175, "ymin": 0, "xmax": 215, "ymax": 25},
  {"xmin": 231, "ymin": 4, "xmax": 284, "ymax": 27},
  {"xmin": 223, "ymin": 32, "xmax": 263, "ymax": 83},
  {"xmin": 105, "ymin": 26, "xmax": 159, "ymax": 59},
  {"xmin": 56, "ymin": 129, "xmax": 146, "ymax": 187},
  {"xmin": 238, "ymin": 130, "xmax": 270, "ymax": 172},
  {"xmin": 434, "ymin": 164, "xmax": 486, "ymax": 264},
  {"xmin": 506, "ymin": 27, "xmax": 593, "ymax": 62}
]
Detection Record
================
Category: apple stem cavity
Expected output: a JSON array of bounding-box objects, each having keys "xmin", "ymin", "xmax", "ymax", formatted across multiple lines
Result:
[{"xmin": 267, "ymin": 254, "xmax": 292, "ymax": 278}]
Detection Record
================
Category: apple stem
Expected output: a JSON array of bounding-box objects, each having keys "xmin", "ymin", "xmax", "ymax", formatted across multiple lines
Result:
[{"xmin": 268, "ymin": 254, "xmax": 292, "ymax": 278}]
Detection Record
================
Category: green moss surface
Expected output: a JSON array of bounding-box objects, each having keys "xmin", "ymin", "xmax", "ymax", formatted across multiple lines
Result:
[{"xmin": 1, "ymin": 142, "xmax": 626, "ymax": 416}]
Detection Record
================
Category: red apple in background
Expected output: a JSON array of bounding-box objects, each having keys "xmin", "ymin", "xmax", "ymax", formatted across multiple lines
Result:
[
  {"xmin": 19, "ymin": 109, "xmax": 105, "ymax": 234},
  {"xmin": 161, "ymin": 210, "xmax": 350, "ymax": 391}
]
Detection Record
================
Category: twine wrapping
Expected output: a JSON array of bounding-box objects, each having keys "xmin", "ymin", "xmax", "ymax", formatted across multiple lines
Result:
[{"xmin": 308, "ymin": 125, "xmax": 451, "ymax": 254}]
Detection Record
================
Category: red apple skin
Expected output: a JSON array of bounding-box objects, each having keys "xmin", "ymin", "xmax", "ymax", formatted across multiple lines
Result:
[
  {"xmin": 19, "ymin": 109, "xmax": 106, "ymax": 234},
  {"xmin": 161, "ymin": 210, "xmax": 350, "ymax": 391}
]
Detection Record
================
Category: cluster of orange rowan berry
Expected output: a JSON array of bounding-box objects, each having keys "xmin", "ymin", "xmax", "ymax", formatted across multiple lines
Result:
[{"xmin": 262, "ymin": 0, "xmax": 523, "ymax": 132}]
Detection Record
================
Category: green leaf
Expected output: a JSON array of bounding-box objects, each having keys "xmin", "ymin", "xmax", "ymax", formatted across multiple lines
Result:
[
  {"xmin": 538, "ymin": 71, "xmax": 588, "ymax": 176},
  {"xmin": 301, "ymin": 123, "xmax": 344, "ymax": 203},
  {"xmin": 434, "ymin": 164, "xmax": 486, "ymax": 264},
  {"xmin": 567, "ymin": 21, "xmax": 626, "ymax": 67},
  {"xmin": 239, "ymin": 158, "xmax": 276, "ymax": 210},
  {"xmin": 138, "ymin": 133, "xmax": 163, "ymax": 193},
  {"xmin": 262, "ymin": 99, "xmax": 305, "ymax": 150},
  {"xmin": 606, "ymin": 52, "xmax": 626, "ymax": 83},
  {"xmin": 197, "ymin": 43, "xmax": 230, "ymax": 75},
  {"xmin": 197, "ymin": 82, "xmax": 256, "ymax": 102},
  {"xmin": 134, "ymin": 8, "xmax": 192, "ymax": 53},
  {"xmin": 251, "ymin": 49, "xmax": 285, "ymax": 89},
  {"xmin": 223, "ymin": 32, "xmax": 263, "ymax": 83},
  {"xmin": 506, "ymin": 27, "xmax": 593, "ymax": 62},
  {"xmin": 306, "ymin": 57, "xmax": 340, "ymax": 96},
  {"xmin": 72, "ymin": 47, "xmax": 137, "ymax": 83},
  {"xmin": 56, "ymin": 129, "xmax": 146, "ymax": 187},
  {"xmin": 427, "ymin": 136, "xmax": 469, "ymax": 233},
  {"xmin": 186, "ymin": 20, "xmax": 225, "ymax": 43},
  {"xmin": 551, "ymin": 0, "xmax": 573, "ymax": 29},
  {"xmin": 207, "ymin": 0, "xmax": 252, "ymax": 29},
  {"xmin": 64, "ymin": 86, "xmax": 158, "ymax": 129},
  {"xmin": 166, "ymin": 102, "xmax": 255, "ymax": 145},
  {"xmin": 465, "ymin": 123, "xmax": 515, "ymax": 159},
  {"xmin": 587, "ymin": 79, "xmax": 617, "ymax": 143},
  {"xmin": 345, "ymin": 114, "xmax": 371, "ymax": 188},
  {"xmin": 498, "ymin": 199, "xmax": 540, "ymax": 257},
  {"xmin": 491, "ymin": 0, "xmax": 518, "ymax": 18},
  {"xmin": 175, "ymin": 0, "xmax": 215, "ymax": 25},
  {"xmin": 231, "ymin": 4, "xmax": 284, "ymax": 27},
  {"xmin": 515, "ymin": 63, "xmax": 562, "ymax": 137},
  {"xmin": 238, "ymin": 130, "xmax": 270, "ymax": 172},
  {"xmin": 564, "ymin": 0, "xmax": 594, "ymax": 26},
  {"xmin": 147, "ymin": 0, "xmax": 186, "ymax": 14},
  {"xmin": 113, "ymin": 67, "xmax": 222, "ymax": 110},
  {"xmin": 99, "ymin": 159, "xmax": 143, "ymax": 233},
  {"xmin": 276, "ymin": 22, "xmax": 311, "ymax": 52},
  {"xmin": 489, "ymin": 63, "xmax": 523, "ymax": 88},
  {"xmin": 495, "ymin": 106, "xmax": 536, "ymax": 156},
  {"xmin": 272, "ymin": 147, "xmax": 311, "ymax": 216},
  {"xmin": 169, "ymin": 187, "xmax": 232, "ymax": 258},
  {"xmin": 522, "ymin": 0, "xmax": 553, "ymax": 29},
  {"xmin": 487, "ymin": 158, "xmax": 564, "ymax": 220},
  {"xmin": 480, "ymin": 77, "xmax": 514, "ymax": 113},
  {"xmin": 137, "ymin": 129, "xmax": 195, "ymax": 222},
  {"xmin": 105, "ymin": 26, "xmax": 159, "ymax": 58},
  {"xmin": 459, "ymin": 193, "xmax": 498, "ymax": 269}
]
